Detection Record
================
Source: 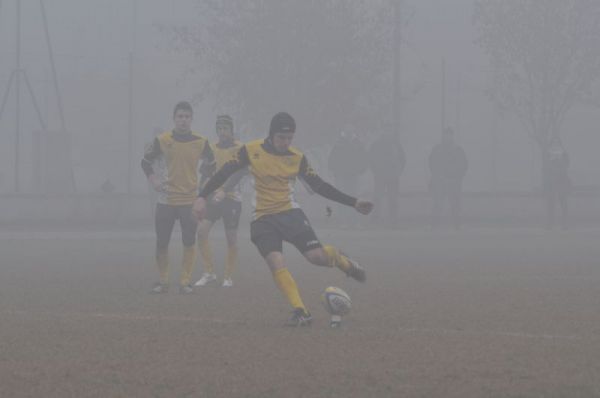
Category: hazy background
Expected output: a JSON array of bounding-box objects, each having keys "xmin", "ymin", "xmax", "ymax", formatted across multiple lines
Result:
[
  {"xmin": 2, "ymin": 3, "xmax": 600, "ymax": 397},
  {"xmin": 0, "ymin": 0, "xmax": 598, "ymax": 201}
]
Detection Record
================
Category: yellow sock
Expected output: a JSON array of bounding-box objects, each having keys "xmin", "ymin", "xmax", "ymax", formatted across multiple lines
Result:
[
  {"xmin": 272, "ymin": 268, "xmax": 306, "ymax": 311},
  {"xmin": 180, "ymin": 245, "xmax": 196, "ymax": 286},
  {"xmin": 156, "ymin": 247, "xmax": 169, "ymax": 284},
  {"xmin": 224, "ymin": 245, "xmax": 238, "ymax": 280},
  {"xmin": 322, "ymin": 245, "xmax": 351, "ymax": 272},
  {"xmin": 198, "ymin": 237, "xmax": 214, "ymax": 274}
]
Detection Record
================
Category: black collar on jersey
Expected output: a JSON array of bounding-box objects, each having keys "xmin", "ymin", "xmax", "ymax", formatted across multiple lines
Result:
[
  {"xmin": 262, "ymin": 138, "xmax": 294, "ymax": 156},
  {"xmin": 171, "ymin": 130, "xmax": 201, "ymax": 143},
  {"xmin": 216, "ymin": 139, "xmax": 236, "ymax": 149}
]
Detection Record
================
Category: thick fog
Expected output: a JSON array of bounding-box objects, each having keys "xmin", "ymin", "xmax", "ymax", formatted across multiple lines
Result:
[
  {"xmin": 0, "ymin": 0, "xmax": 597, "ymax": 198},
  {"xmin": 3, "ymin": 2, "xmax": 600, "ymax": 397}
]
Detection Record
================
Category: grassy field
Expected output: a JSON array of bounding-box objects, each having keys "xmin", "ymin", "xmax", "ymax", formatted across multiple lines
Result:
[{"xmin": 1, "ymin": 226, "xmax": 599, "ymax": 397}]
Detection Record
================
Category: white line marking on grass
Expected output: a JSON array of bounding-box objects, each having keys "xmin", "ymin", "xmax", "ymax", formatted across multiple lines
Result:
[
  {"xmin": 7, "ymin": 310, "xmax": 246, "ymax": 325},
  {"xmin": 375, "ymin": 326, "xmax": 581, "ymax": 341},
  {"xmin": 5, "ymin": 310, "xmax": 583, "ymax": 340},
  {"xmin": 89, "ymin": 312, "xmax": 247, "ymax": 324}
]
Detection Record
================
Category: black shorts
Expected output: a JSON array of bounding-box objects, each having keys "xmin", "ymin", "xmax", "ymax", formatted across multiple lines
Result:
[
  {"xmin": 250, "ymin": 208, "xmax": 322, "ymax": 257},
  {"xmin": 204, "ymin": 197, "xmax": 242, "ymax": 229},
  {"xmin": 155, "ymin": 203, "xmax": 197, "ymax": 248}
]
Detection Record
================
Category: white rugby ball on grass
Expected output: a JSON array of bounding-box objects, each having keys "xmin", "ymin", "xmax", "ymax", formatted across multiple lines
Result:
[{"xmin": 321, "ymin": 286, "xmax": 351, "ymax": 316}]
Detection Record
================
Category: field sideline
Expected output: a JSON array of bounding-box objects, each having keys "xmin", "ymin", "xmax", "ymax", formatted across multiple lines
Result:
[{"xmin": 1, "ymin": 226, "xmax": 599, "ymax": 397}]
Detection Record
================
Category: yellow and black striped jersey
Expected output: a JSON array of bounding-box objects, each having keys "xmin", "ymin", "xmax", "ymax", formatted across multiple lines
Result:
[
  {"xmin": 199, "ymin": 138, "xmax": 356, "ymax": 220},
  {"xmin": 142, "ymin": 130, "xmax": 215, "ymax": 205}
]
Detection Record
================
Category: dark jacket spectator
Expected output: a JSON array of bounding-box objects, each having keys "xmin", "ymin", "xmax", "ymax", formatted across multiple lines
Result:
[
  {"xmin": 541, "ymin": 137, "xmax": 570, "ymax": 229},
  {"xmin": 327, "ymin": 132, "xmax": 368, "ymax": 226},
  {"xmin": 328, "ymin": 133, "xmax": 369, "ymax": 182},
  {"xmin": 542, "ymin": 140, "xmax": 571, "ymax": 196},
  {"xmin": 369, "ymin": 133, "xmax": 406, "ymax": 180},
  {"xmin": 368, "ymin": 133, "xmax": 406, "ymax": 225},
  {"xmin": 429, "ymin": 133, "xmax": 468, "ymax": 194},
  {"xmin": 428, "ymin": 127, "xmax": 468, "ymax": 228}
]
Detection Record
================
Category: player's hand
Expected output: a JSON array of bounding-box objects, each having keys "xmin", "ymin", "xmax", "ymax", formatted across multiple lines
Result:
[
  {"xmin": 148, "ymin": 174, "xmax": 164, "ymax": 192},
  {"xmin": 212, "ymin": 190, "xmax": 225, "ymax": 203},
  {"xmin": 192, "ymin": 197, "xmax": 207, "ymax": 221},
  {"xmin": 354, "ymin": 200, "xmax": 374, "ymax": 215}
]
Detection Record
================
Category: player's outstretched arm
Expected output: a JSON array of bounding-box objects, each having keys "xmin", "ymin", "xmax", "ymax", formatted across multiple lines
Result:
[
  {"xmin": 193, "ymin": 146, "xmax": 249, "ymax": 220},
  {"xmin": 299, "ymin": 156, "xmax": 374, "ymax": 215}
]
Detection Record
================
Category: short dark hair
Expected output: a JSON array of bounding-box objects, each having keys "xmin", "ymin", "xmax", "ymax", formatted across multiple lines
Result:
[{"xmin": 173, "ymin": 101, "xmax": 193, "ymax": 117}]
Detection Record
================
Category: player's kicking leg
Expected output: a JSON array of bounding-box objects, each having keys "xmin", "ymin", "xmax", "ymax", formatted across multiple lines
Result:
[
  {"xmin": 305, "ymin": 245, "xmax": 366, "ymax": 283},
  {"xmin": 312, "ymin": 200, "xmax": 371, "ymax": 279},
  {"xmin": 285, "ymin": 210, "xmax": 366, "ymax": 282}
]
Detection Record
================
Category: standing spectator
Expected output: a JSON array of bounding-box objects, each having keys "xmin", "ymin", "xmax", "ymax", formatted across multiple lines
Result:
[
  {"xmin": 100, "ymin": 179, "xmax": 115, "ymax": 194},
  {"xmin": 542, "ymin": 136, "xmax": 571, "ymax": 230},
  {"xmin": 327, "ymin": 132, "xmax": 368, "ymax": 226},
  {"xmin": 368, "ymin": 132, "xmax": 406, "ymax": 227},
  {"xmin": 428, "ymin": 127, "xmax": 468, "ymax": 229}
]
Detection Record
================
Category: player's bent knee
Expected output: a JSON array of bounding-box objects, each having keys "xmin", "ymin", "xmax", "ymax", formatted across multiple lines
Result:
[{"xmin": 304, "ymin": 248, "xmax": 328, "ymax": 266}]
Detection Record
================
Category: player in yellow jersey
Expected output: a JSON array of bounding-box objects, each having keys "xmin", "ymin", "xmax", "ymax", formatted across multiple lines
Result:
[
  {"xmin": 195, "ymin": 115, "xmax": 246, "ymax": 288},
  {"xmin": 193, "ymin": 112, "xmax": 373, "ymax": 326},
  {"xmin": 141, "ymin": 101, "xmax": 215, "ymax": 294}
]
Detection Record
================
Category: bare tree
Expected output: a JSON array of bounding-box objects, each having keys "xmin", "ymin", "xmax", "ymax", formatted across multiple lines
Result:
[
  {"xmin": 474, "ymin": 0, "xmax": 600, "ymax": 148},
  {"xmin": 165, "ymin": 0, "xmax": 396, "ymax": 143}
]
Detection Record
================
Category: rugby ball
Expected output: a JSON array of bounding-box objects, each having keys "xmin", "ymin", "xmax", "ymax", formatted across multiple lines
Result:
[{"xmin": 321, "ymin": 286, "xmax": 351, "ymax": 316}]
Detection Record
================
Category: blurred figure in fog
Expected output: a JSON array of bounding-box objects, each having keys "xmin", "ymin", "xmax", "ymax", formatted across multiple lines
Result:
[
  {"xmin": 100, "ymin": 179, "xmax": 115, "ymax": 194},
  {"xmin": 368, "ymin": 132, "xmax": 406, "ymax": 227},
  {"xmin": 542, "ymin": 136, "xmax": 571, "ymax": 230},
  {"xmin": 428, "ymin": 127, "xmax": 468, "ymax": 229},
  {"xmin": 327, "ymin": 131, "xmax": 368, "ymax": 227}
]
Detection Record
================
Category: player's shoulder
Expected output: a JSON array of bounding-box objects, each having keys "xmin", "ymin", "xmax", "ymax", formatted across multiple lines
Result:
[
  {"xmin": 287, "ymin": 145, "xmax": 304, "ymax": 158},
  {"xmin": 244, "ymin": 139, "xmax": 263, "ymax": 152},
  {"xmin": 157, "ymin": 131, "xmax": 172, "ymax": 140},
  {"xmin": 245, "ymin": 139, "xmax": 262, "ymax": 147},
  {"xmin": 156, "ymin": 131, "xmax": 173, "ymax": 148},
  {"xmin": 208, "ymin": 139, "xmax": 218, "ymax": 149},
  {"xmin": 191, "ymin": 131, "xmax": 209, "ymax": 142}
]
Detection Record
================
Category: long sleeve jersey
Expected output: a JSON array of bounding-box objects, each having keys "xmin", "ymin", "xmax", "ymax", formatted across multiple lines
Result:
[{"xmin": 199, "ymin": 138, "xmax": 357, "ymax": 220}]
